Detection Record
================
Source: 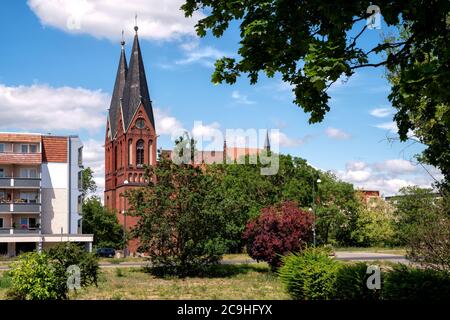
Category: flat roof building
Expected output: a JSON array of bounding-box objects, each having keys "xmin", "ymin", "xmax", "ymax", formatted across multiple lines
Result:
[{"xmin": 0, "ymin": 132, "xmax": 93, "ymax": 257}]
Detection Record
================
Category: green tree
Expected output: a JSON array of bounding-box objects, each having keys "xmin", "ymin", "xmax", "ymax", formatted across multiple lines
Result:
[
  {"xmin": 125, "ymin": 155, "xmax": 227, "ymax": 276},
  {"xmin": 82, "ymin": 197, "xmax": 125, "ymax": 249},
  {"xmin": 394, "ymin": 186, "xmax": 450, "ymax": 271},
  {"xmin": 351, "ymin": 195, "xmax": 396, "ymax": 246},
  {"xmin": 314, "ymin": 172, "xmax": 359, "ymax": 246},
  {"xmin": 181, "ymin": 0, "xmax": 450, "ymax": 184},
  {"xmin": 81, "ymin": 167, "xmax": 97, "ymax": 199}
]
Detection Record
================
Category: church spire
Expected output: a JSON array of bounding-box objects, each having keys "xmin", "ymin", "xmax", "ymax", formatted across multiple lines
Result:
[
  {"xmin": 121, "ymin": 23, "xmax": 155, "ymax": 132},
  {"xmin": 264, "ymin": 129, "xmax": 271, "ymax": 152},
  {"xmin": 108, "ymin": 33, "xmax": 128, "ymax": 138}
]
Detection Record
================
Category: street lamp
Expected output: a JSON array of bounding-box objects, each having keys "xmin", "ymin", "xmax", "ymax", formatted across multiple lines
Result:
[{"xmin": 311, "ymin": 176, "xmax": 321, "ymax": 247}]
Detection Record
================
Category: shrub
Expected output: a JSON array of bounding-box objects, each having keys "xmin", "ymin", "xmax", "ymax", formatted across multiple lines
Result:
[
  {"xmin": 7, "ymin": 252, "xmax": 67, "ymax": 300},
  {"xmin": 278, "ymin": 247, "xmax": 339, "ymax": 300},
  {"xmin": 48, "ymin": 242, "xmax": 99, "ymax": 287},
  {"xmin": 243, "ymin": 201, "xmax": 314, "ymax": 270},
  {"xmin": 382, "ymin": 264, "xmax": 450, "ymax": 300},
  {"xmin": 334, "ymin": 263, "xmax": 381, "ymax": 300}
]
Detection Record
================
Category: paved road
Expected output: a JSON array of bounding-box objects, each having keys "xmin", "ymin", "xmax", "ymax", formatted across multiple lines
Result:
[
  {"xmin": 0, "ymin": 252, "xmax": 409, "ymax": 271},
  {"xmin": 334, "ymin": 251, "xmax": 409, "ymax": 264}
]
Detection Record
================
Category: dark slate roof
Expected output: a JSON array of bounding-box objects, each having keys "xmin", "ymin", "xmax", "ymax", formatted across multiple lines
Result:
[
  {"xmin": 108, "ymin": 45, "xmax": 128, "ymax": 138},
  {"xmin": 121, "ymin": 31, "xmax": 155, "ymax": 132}
]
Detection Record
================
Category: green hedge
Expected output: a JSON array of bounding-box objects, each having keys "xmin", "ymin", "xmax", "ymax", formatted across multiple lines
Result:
[
  {"xmin": 382, "ymin": 264, "xmax": 450, "ymax": 300},
  {"xmin": 278, "ymin": 248, "xmax": 340, "ymax": 300},
  {"xmin": 278, "ymin": 248, "xmax": 449, "ymax": 300},
  {"xmin": 334, "ymin": 262, "xmax": 381, "ymax": 300}
]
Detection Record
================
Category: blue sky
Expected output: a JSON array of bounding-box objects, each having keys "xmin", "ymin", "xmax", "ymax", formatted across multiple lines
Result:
[{"xmin": 0, "ymin": 0, "xmax": 441, "ymax": 196}]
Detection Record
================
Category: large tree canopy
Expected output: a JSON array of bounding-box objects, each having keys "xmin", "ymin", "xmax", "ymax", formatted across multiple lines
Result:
[{"xmin": 182, "ymin": 0, "xmax": 450, "ymax": 182}]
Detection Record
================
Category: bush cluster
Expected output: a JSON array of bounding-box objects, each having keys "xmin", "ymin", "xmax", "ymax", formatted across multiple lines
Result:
[
  {"xmin": 244, "ymin": 201, "xmax": 314, "ymax": 270},
  {"xmin": 6, "ymin": 243, "xmax": 99, "ymax": 300},
  {"xmin": 279, "ymin": 248, "xmax": 450, "ymax": 300}
]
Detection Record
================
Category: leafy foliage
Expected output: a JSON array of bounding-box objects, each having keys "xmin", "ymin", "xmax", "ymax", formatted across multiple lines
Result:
[
  {"xmin": 394, "ymin": 187, "xmax": 450, "ymax": 271},
  {"xmin": 278, "ymin": 248, "xmax": 339, "ymax": 300},
  {"xmin": 382, "ymin": 264, "xmax": 450, "ymax": 300},
  {"xmin": 81, "ymin": 167, "xmax": 97, "ymax": 199},
  {"xmin": 181, "ymin": 0, "xmax": 450, "ymax": 185},
  {"xmin": 48, "ymin": 242, "xmax": 99, "ymax": 288},
  {"xmin": 351, "ymin": 195, "xmax": 396, "ymax": 246},
  {"xmin": 243, "ymin": 201, "xmax": 314, "ymax": 270},
  {"xmin": 82, "ymin": 196, "xmax": 125, "ymax": 249},
  {"xmin": 125, "ymin": 155, "xmax": 227, "ymax": 276},
  {"xmin": 7, "ymin": 252, "xmax": 66, "ymax": 300},
  {"xmin": 334, "ymin": 262, "xmax": 381, "ymax": 300}
]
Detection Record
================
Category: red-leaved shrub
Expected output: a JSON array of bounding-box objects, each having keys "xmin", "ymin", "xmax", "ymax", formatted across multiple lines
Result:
[{"xmin": 243, "ymin": 201, "xmax": 314, "ymax": 270}]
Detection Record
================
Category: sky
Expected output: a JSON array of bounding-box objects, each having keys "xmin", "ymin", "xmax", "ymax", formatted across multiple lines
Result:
[{"xmin": 0, "ymin": 0, "xmax": 442, "ymax": 197}]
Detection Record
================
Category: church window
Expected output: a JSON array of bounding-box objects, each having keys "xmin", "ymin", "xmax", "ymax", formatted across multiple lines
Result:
[
  {"xmin": 148, "ymin": 140, "xmax": 153, "ymax": 165},
  {"xmin": 128, "ymin": 140, "xmax": 133, "ymax": 166},
  {"xmin": 136, "ymin": 118, "xmax": 145, "ymax": 129},
  {"xmin": 136, "ymin": 139, "xmax": 144, "ymax": 167}
]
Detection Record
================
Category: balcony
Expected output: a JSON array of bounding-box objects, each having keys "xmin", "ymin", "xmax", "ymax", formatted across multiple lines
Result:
[
  {"xmin": 0, "ymin": 177, "xmax": 40, "ymax": 188},
  {"xmin": 0, "ymin": 228, "xmax": 40, "ymax": 235},
  {"xmin": 0, "ymin": 203, "xmax": 41, "ymax": 213}
]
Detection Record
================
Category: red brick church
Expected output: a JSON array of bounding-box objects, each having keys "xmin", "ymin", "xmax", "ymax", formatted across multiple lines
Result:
[
  {"xmin": 104, "ymin": 26, "xmax": 271, "ymax": 255},
  {"xmin": 104, "ymin": 25, "xmax": 156, "ymax": 254}
]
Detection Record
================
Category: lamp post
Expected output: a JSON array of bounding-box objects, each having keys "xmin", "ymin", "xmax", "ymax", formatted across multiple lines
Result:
[{"xmin": 311, "ymin": 176, "xmax": 321, "ymax": 247}]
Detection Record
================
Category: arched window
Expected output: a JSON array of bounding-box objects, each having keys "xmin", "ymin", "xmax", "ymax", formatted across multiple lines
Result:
[
  {"xmin": 136, "ymin": 139, "xmax": 144, "ymax": 167},
  {"xmin": 148, "ymin": 140, "xmax": 153, "ymax": 165},
  {"xmin": 128, "ymin": 140, "xmax": 133, "ymax": 166}
]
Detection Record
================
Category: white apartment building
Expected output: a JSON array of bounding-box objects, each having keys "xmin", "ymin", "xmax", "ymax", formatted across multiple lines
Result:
[{"xmin": 0, "ymin": 132, "xmax": 93, "ymax": 257}]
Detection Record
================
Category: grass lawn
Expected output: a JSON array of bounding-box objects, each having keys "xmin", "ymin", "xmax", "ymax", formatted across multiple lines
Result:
[{"xmin": 0, "ymin": 263, "xmax": 288, "ymax": 300}]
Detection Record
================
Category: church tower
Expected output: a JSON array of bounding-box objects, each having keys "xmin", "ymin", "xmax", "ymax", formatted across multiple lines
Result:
[{"xmin": 104, "ymin": 26, "xmax": 157, "ymax": 254}]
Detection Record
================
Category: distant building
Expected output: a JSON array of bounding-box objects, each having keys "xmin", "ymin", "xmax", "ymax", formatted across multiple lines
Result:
[
  {"xmin": 0, "ymin": 132, "xmax": 93, "ymax": 257},
  {"xmin": 356, "ymin": 189, "xmax": 381, "ymax": 203}
]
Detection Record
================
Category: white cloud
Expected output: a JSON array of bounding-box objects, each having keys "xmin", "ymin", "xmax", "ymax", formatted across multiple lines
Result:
[
  {"xmin": 231, "ymin": 90, "xmax": 255, "ymax": 105},
  {"xmin": 28, "ymin": 0, "xmax": 203, "ymax": 41},
  {"xmin": 154, "ymin": 108, "xmax": 184, "ymax": 137},
  {"xmin": 176, "ymin": 42, "xmax": 227, "ymax": 68},
  {"xmin": 0, "ymin": 83, "xmax": 108, "ymax": 132},
  {"xmin": 336, "ymin": 159, "xmax": 439, "ymax": 195},
  {"xmin": 370, "ymin": 107, "xmax": 392, "ymax": 118},
  {"xmin": 374, "ymin": 121, "xmax": 398, "ymax": 133},
  {"xmin": 270, "ymin": 131, "xmax": 311, "ymax": 148},
  {"xmin": 346, "ymin": 161, "xmax": 368, "ymax": 171},
  {"xmin": 325, "ymin": 127, "xmax": 351, "ymax": 140},
  {"xmin": 376, "ymin": 159, "xmax": 416, "ymax": 174}
]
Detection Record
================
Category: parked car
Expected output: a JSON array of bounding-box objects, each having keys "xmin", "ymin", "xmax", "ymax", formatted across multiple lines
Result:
[{"xmin": 96, "ymin": 248, "xmax": 115, "ymax": 258}]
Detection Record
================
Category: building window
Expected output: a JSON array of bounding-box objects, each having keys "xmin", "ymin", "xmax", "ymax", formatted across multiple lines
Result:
[
  {"xmin": 20, "ymin": 218, "xmax": 28, "ymax": 228},
  {"xmin": 78, "ymin": 147, "xmax": 83, "ymax": 167},
  {"xmin": 19, "ymin": 168, "xmax": 38, "ymax": 179},
  {"xmin": 128, "ymin": 140, "xmax": 133, "ymax": 166},
  {"xmin": 20, "ymin": 192, "xmax": 38, "ymax": 203},
  {"xmin": 0, "ymin": 218, "xmax": 3, "ymax": 228},
  {"xmin": 211, "ymin": 151, "xmax": 216, "ymax": 157},
  {"xmin": 78, "ymin": 171, "xmax": 83, "ymax": 191},
  {"xmin": 20, "ymin": 144, "xmax": 38, "ymax": 153},
  {"xmin": 135, "ymin": 118, "xmax": 145, "ymax": 129},
  {"xmin": 148, "ymin": 140, "xmax": 153, "ymax": 165},
  {"xmin": 0, "ymin": 144, "xmax": 4, "ymax": 153},
  {"xmin": 136, "ymin": 139, "xmax": 144, "ymax": 167},
  {"xmin": 0, "ymin": 168, "xmax": 4, "ymax": 178}
]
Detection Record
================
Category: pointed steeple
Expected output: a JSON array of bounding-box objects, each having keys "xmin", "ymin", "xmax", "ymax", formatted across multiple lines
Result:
[
  {"xmin": 264, "ymin": 129, "xmax": 271, "ymax": 152},
  {"xmin": 108, "ymin": 34, "xmax": 128, "ymax": 138},
  {"xmin": 121, "ymin": 25, "xmax": 155, "ymax": 132}
]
